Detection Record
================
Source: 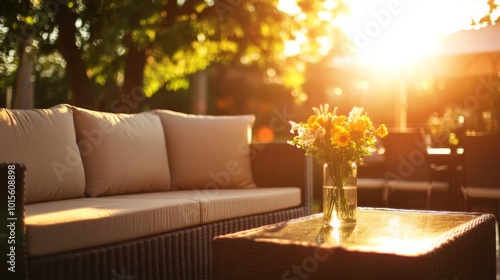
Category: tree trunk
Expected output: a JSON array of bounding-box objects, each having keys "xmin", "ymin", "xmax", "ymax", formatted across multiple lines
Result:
[
  {"xmin": 112, "ymin": 35, "xmax": 147, "ymax": 113},
  {"xmin": 54, "ymin": 4, "xmax": 97, "ymax": 109},
  {"xmin": 14, "ymin": 39, "xmax": 34, "ymax": 109},
  {"xmin": 98, "ymin": 77, "xmax": 120, "ymax": 112},
  {"xmin": 191, "ymin": 70, "xmax": 208, "ymax": 114}
]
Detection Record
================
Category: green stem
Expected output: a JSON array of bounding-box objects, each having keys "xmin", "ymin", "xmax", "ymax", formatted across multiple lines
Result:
[{"xmin": 324, "ymin": 162, "xmax": 355, "ymax": 225}]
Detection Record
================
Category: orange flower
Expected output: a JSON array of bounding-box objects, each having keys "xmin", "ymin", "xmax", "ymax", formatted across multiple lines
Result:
[
  {"xmin": 289, "ymin": 104, "xmax": 388, "ymax": 167},
  {"xmin": 376, "ymin": 124, "xmax": 388, "ymax": 138},
  {"xmin": 307, "ymin": 115, "xmax": 320, "ymax": 132},
  {"xmin": 350, "ymin": 115, "xmax": 372, "ymax": 132},
  {"xmin": 316, "ymin": 114, "xmax": 328, "ymax": 127},
  {"xmin": 332, "ymin": 130, "xmax": 351, "ymax": 147},
  {"xmin": 332, "ymin": 115, "xmax": 345, "ymax": 125},
  {"xmin": 307, "ymin": 115, "xmax": 316, "ymax": 125}
]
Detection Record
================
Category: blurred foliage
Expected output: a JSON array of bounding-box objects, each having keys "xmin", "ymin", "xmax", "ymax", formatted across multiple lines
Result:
[
  {"xmin": 0, "ymin": 0, "xmax": 349, "ymax": 111},
  {"xmin": 426, "ymin": 75, "xmax": 500, "ymax": 147},
  {"xmin": 34, "ymin": 52, "xmax": 71, "ymax": 107}
]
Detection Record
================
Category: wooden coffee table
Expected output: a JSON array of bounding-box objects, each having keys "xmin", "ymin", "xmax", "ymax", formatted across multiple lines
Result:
[{"xmin": 213, "ymin": 208, "xmax": 496, "ymax": 280}]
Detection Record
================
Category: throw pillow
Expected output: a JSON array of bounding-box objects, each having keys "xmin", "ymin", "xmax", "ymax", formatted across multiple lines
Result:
[
  {"xmin": 0, "ymin": 104, "xmax": 86, "ymax": 204},
  {"xmin": 153, "ymin": 109, "xmax": 256, "ymax": 190},
  {"xmin": 69, "ymin": 106, "xmax": 171, "ymax": 197}
]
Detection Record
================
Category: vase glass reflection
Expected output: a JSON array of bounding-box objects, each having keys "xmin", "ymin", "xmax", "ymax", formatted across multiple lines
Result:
[{"xmin": 323, "ymin": 162, "xmax": 357, "ymax": 228}]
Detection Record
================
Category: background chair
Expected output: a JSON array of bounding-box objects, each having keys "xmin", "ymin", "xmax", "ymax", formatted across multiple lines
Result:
[
  {"xmin": 461, "ymin": 133, "xmax": 500, "ymax": 221},
  {"xmin": 382, "ymin": 129, "xmax": 450, "ymax": 210},
  {"xmin": 357, "ymin": 152, "xmax": 388, "ymax": 207}
]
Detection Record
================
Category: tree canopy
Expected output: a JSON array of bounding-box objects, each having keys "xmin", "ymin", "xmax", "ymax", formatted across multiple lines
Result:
[{"xmin": 1, "ymin": 0, "xmax": 348, "ymax": 112}]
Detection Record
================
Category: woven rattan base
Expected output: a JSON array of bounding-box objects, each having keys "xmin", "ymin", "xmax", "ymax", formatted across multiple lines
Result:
[{"xmin": 27, "ymin": 207, "xmax": 305, "ymax": 280}]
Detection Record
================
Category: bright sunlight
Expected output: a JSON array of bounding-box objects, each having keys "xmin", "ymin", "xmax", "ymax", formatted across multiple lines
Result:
[
  {"xmin": 342, "ymin": 0, "xmax": 500, "ymax": 68},
  {"xmin": 279, "ymin": 0, "xmax": 500, "ymax": 68}
]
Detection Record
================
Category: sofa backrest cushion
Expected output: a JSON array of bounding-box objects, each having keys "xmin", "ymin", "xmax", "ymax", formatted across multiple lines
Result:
[
  {"xmin": 69, "ymin": 106, "xmax": 171, "ymax": 197},
  {"xmin": 0, "ymin": 105, "xmax": 86, "ymax": 204},
  {"xmin": 153, "ymin": 109, "xmax": 256, "ymax": 190}
]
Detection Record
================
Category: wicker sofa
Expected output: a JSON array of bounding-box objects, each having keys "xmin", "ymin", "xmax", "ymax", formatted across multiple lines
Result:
[{"xmin": 0, "ymin": 105, "xmax": 313, "ymax": 280}]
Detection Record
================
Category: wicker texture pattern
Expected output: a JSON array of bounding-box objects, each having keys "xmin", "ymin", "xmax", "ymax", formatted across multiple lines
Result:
[
  {"xmin": 1, "ymin": 142, "xmax": 312, "ymax": 280},
  {"xmin": 28, "ymin": 208, "xmax": 304, "ymax": 280},
  {"xmin": 428, "ymin": 212, "xmax": 497, "ymax": 279}
]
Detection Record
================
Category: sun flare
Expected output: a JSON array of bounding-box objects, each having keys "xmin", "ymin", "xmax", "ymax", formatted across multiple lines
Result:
[
  {"xmin": 278, "ymin": 0, "xmax": 499, "ymax": 68},
  {"xmin": 338, "ymin": 0, "xmax": 500, "ymax": 68}
]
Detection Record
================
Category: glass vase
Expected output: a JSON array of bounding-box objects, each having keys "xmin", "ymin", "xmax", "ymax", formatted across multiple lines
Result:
[{"xmin": 323, "ymin": 162, "xmax": 357, "ymax": 228}]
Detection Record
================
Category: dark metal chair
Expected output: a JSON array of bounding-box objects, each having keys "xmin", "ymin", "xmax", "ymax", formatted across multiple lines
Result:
[
  {"xmin": 382, "ymin": 129, "xmax": 449, "ymax": 210},
  {"xmin": 461, "ymin": 133, "xmax": 500, "ymax": 219},
  {"xmin": 357, "ymin": 153, "xmax": 388, "ymax": 207}
]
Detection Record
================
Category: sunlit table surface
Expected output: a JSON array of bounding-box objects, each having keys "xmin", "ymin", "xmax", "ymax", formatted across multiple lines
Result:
[
  {"xmin": 213, "ymin": 208, "xmax": 496, "ymax": 280},
  {"xmin": 227, "ymin": 208, "xmax": 476, "ymax": 256}
]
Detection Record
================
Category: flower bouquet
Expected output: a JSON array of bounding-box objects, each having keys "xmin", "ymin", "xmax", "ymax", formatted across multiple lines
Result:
[{"xmin": 288, "ymin": 104, "xmax": 388, "ymax": 227}]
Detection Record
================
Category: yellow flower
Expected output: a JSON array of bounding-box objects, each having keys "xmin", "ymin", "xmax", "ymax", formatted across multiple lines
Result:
[
  {"xmin": 308, "ymin": 114, "xmax": 329, "ymax": 133},
  {"xmin": 316, "ymin": 114, "xmax": 328, "ymax": 127},
  {"xmin": 376, "ymin": 124, "xmax": 388, "ymax": 138},
  {"xmin": 350, "ymin": 115, "xmax": 372, "ymax": 132},
  {"xmin": 307, "ymin": 115, "xmax": 316, "ymax": 125},
  {"xmin": 289, "ymin": 104, "xmax": 387, "ymax": 166},
  {"xmin": 332, "ymin": 129, "xmax": 351, "ymax": 147},
  {"xmin": 332, "ymin": 115, "xmax": 346, "ymax": 127},
  {"xmin": 307, "ymin": 115, "xmax": 320, "ymax": 132}
]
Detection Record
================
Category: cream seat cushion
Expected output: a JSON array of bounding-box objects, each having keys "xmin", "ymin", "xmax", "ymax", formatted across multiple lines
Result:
[
  {"xmin": 153, "ymin": 110, "xmax": 256, "ymax": 190},
  {"xmin": 69, "ymin": 106, "xmax": 171, "ymax": 196},
  {"xmin": 113, "ymin": 187, "xmax": 301, "ymax": 223},
  {"xmin": 0, "ymin": 105, "xmax": 85, "ymax": 204},
  {"xmin": 25, "ymin": 197, "xmax": 200, "ymax": 256},
  {"xmin": 461, "ymin": 187, "xmax": 500, "ymax": 199}
]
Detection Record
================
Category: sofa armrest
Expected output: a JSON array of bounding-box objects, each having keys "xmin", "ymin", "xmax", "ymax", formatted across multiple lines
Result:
[
  {"xmin": 250, "ymin": 142, "xmax": 313, "ymax": 215},
  {"xmin": 0, "ymin": 163, "xmax": 27, "ymax": 280}
]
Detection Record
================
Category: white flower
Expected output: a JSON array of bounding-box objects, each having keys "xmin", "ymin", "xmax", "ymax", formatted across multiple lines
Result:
[{"xmin": 348, "ymin": 107, "xmax": 364, "ymax": 122}]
